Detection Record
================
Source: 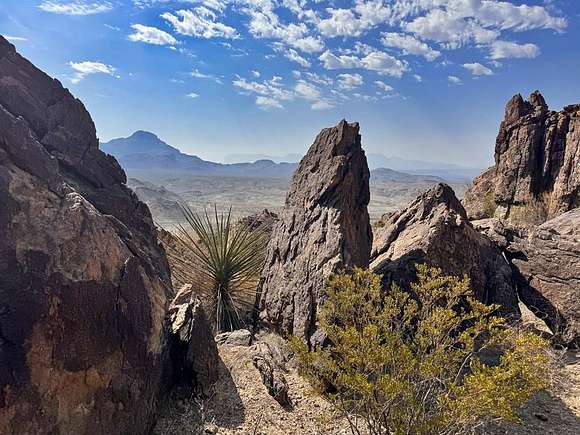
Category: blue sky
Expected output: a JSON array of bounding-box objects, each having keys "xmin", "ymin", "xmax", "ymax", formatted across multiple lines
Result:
[{"xmin": 1, "ymin": 0, "xmax": 579, "ymax": 165}]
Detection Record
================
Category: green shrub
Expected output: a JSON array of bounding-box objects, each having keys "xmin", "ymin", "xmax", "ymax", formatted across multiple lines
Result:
[
  {"xmin": 291, "ymin": 266, "xmax": 551, "ymax": 435},
  {"xmin": 167, "ymin": 206, "xmax": 269, "ymax": 333}
]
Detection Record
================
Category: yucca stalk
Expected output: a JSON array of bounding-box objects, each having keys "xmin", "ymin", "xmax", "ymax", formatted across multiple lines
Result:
[{"xmin": 166, "ymin": 205, "xmax": 270, "ymax": 333}]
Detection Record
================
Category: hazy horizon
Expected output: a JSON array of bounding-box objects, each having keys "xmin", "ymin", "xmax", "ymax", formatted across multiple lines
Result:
[{"xmin": 2, "ymin": 0, "xmax": 579, "ymax": 167}]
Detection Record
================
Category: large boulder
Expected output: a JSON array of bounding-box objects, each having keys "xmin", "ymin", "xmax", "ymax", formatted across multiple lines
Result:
[
  {"xmin": 371, "ymin": 183, "xmax": 519, "ymax": 316},
  {"xmin": 257, "ymin": 120, "xmax": 372, "ymax": 345},
  {"xmin": 0, "ymin": 37, "xmax": 171, "ymax": 434},
  {"xmin": 463, "ymin": 91, "xmax": 580, "ymax": 225},
  {"xmin": 167, "ymin": 285, "xmax": 219, "ymax": 395},
  {"xmin": 495, "ymin": 210, "xmax": 578, "ymax": 346}
]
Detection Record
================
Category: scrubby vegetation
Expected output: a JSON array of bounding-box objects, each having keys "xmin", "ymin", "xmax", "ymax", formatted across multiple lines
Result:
[
  {"xmin": 166, "ymin": 206, "xmax": 269, "ymax": 333},
  {"xmin": 292, "ymin": 266, "xmax": 552, "ymax": 435}
]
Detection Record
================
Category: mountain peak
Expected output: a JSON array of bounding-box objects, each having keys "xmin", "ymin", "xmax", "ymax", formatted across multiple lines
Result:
[{"xmin": 130, "ymin": 130, "xmax": 159, "ymax": 140}]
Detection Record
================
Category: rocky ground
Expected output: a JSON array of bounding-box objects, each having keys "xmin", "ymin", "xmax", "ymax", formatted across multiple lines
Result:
[{"xmin": 154, "ymin": 335, "xmax": 580, "ymax": 435}]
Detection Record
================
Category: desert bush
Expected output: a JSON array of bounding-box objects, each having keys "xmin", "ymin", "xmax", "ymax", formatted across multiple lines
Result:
[
  {"xmin": 166, "ymin": 206, "xmax": 269, "ymax": 333},
  {"xmin": 291, "ymin": 266, "xmax": 552, "ymax": 435}
]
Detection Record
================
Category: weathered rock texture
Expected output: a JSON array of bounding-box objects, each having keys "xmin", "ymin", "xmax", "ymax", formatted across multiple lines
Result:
[
  {"xmin": 371, "ymin": 183, "xmax": 519, "ymax": 316},
  {"xmin": 167, "ymin": 285, "xmax": 219, "ymax": 395},
  {"xmin": 252, "ymin": 342, "xmax": 291, "ymax": 408},
  {"xmin": 0, "ymin": 37, "xmax": 171, "ymax": 434},
  {"xmin": 463, "ymin": 91, "xmax": 580, "ymax": 225},
  {"xmin": 476, "ymin": 211, "xmax": 580, "ymax": 346},
  {"xmin": 258, "ymin": 120, "xmax": 372, "ymax": 344}
]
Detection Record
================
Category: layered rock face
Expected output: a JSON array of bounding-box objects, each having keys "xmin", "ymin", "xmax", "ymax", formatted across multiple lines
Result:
[
  {"xmin": 258, "ymin": 120, "xmax": 372, "ymax": 345},
  {"xmin": 463, "ymin": 91, "xmax": 580, "ymax": 225},
  {"xmin": 474, "ymin": 211, "xmax": 580, "ymax": 346},
  {"xmin": 0, "ymin": 37, "xmax": 172, "ymax": 434},
  {"xmin": 371, "ymin": 183, "xmax": 519, "ymax": 316}
]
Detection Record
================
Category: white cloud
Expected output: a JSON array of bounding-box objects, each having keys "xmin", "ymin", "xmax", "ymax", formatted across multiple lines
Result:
[
  {"xmin": 233, "ymin": 76, "xmax": 294, "ymax": 107},
  {"xmin": 162, "ymin": 7, "xmax": 239, "ymax": 39},
  {"xmin": 294, "ymin": 80, "xmax": 321, "ymax": 100},
  {"xmin": 191, "ymin": 69, "xmax": 223, "ymax": 84},
  {"xmin": 129, "ymin": 24, "xmax": 177, "ymax": 45},
  {"xmin": 381, "ymin": 32, "xmax": 440, "ymax": 61},
  {"xmin": 69, "ymin": 61, "xmax": 116, "ymax": 83},
  {"xmin": 477, "ymin": 1, "xmax": 567, "ymax": 32},
  {"xmin": 448, "ymin": 75, "xmax": 462, "ymax": 85},
  {"xmin": 252, "ymin": 70, "xmax": 261, "ymax": 78},
  {"xmin": 317, "ymin": 8, "xmax": 365, "ymax": 37},
  {"xmin": 490, "ymin": 40, "xmax": 540, "ymax": 59},
  {"xmin": 463, "ymin": 62, "xmax": 494, "ymax": 76},
  {"xmin": 243, "ymin": 2, "xmax": 324, "ymax": 53},
  {"xmin": 186, "ymin": 92, "xmax": 200, "ymax": 98},
  {"xmin": 311, "ymin": 100, "xmax": 335, "ymax": 110},
  {"xmin": 413, "ymin": 74, "xmax": 422, "ymax": 82},
  {"xmin": 39, "ymin": 1, "xmax": 113, "ymax": 15},
  {"xmin": 337, "ymin": 73, "xmax": 364, "ymax": 90},
  {"xmin": 256, "ymin": 96, "xmax": 284, "ymax": 110},
  {"xmin": 319, "ymin": 49, "xmax": 408, "ymax": 77},
  {"xmin": 374, "ymin": 80, "xmax": 393, "ymax": 92},
  {"xmin": 280, "ymin": 47, "xmax": 311, "ymax": 68},
  {"xmin": 2, "ymin": 35, "xmax": 28, "ymax": 42}
]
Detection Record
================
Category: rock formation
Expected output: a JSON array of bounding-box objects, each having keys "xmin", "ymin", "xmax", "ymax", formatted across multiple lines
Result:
[
  {"xmin": 167, "ymin": 285, "xmax": 219, "ymax": 395},
  {"xmin": 257, "ymin": 120, "xmax": 372, "ymax": 345},
  {"xmin": 0, "ymin": 36, "xmax": 184, "ymax": 434},
  {"xmin": 463, "ymin": 91, "xmax": 580, "ymax": 225},
  {"xmin": 473, "ymin": 211, "xmax": 580, "ymax": 346},
  {"xmin": 371, "ymin": 183, "xmax": 519, "ymax": 316}
]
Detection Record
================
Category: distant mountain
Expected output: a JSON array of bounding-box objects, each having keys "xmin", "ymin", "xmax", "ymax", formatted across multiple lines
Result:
[
  {"xmin": 100, "ymin": 131, "xmax": 297, "ymax": 179},
  {"xmin": 370, "ymin": 168, "xmax": 444, "ymax": 183},
  {"xmin": 223, "ymin": 152, "xmax": 303, "ymax": 164},
  {"xmin": 366, "ymin": 153, "xmax": 482, "ymax": 182}
]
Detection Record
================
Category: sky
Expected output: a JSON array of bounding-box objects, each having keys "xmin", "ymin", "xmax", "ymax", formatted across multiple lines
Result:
[{"xmin": 1, "ymin": 0, "xmax": 579, "ymax": 166}]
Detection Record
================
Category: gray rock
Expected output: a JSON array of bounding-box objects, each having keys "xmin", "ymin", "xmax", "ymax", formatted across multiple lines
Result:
[
  {"xmin": 257, "ymin": 120, "xmax": 372, "ymax": 345},
  {"xmin": 463, "ymin": 91, "xmax": 580, "ymax": 225},
  {"xmin": 215, "ymin": 329, "xmax": 253, "ymax": 346},
  {"xmin": 252, "ymin": 342, "xmax": 291, "ymax": 408},
  {"xmin": 510, "ymin": 209, "xmax": 580, "ymax": 346},
  {"xmin": 168, "ymin": 285, "xmax": 219, "ymax": 394},
  {"xmin": 371, "ymin": 183, "xmax": 519, "ymax": 316}
]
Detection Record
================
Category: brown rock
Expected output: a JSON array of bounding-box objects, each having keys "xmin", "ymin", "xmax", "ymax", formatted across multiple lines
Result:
[
  {"xmin": 0, "ymin": 36, "xmax": 171, "ymax": 434},
  {"xmin": 257, "ymin": 120, "xmax": 372, "ymax": 345},
  {"xmin": 252, "ymin": 342, "xmax": 291, "ymax": 408},
  {"xmin": 463, "ymin": 91, "xmax": 580, "ymax": 225},
  {"xmin": 371, "ymin": 183, "xmax": 519, "ymax": 316},
  {"xmin": 510, "ymin": 209, "xmax": 580, "ymax": 346},
  {"xmin": 167, "ymin": 285, "xmax": 219, "ymax": 395},
  {"xmin": 238, "ymin": 209, "xmax": 279, "ymax": 232}
]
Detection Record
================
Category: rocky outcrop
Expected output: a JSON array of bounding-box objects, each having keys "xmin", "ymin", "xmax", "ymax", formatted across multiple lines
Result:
[
  {"xmin": 463, "ymin": 91, "xmax": 580, "ymax": 225},
  {"xmin": 238, "ymin": 209, "xmax": 279, "ymax": 232},
  {"xmin": 477, "ymin": 211, "xmax": 580, "ymax": 346},
  {"xmin": 0, "ymin": 37, "xmax": 171, "ymax": 434},
  {"xmin": 257, "ymin": 120, "xmax": 372, "ymax": 345},
  {"xmin": 371, "ymin": 183, "xmax": 519, "ymax": 316},
  {"xmin": 167, "ymin": 285, "xmax": 219, "ymax": 395},
  {"xmin": 252, "ymin": 342, "xmax": 291, "ymax": 408}
]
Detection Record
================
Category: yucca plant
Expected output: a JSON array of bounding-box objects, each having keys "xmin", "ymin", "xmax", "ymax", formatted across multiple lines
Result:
[{"xmin": 166, "ymin": 205, "xmax": 270, "ymax": 333}]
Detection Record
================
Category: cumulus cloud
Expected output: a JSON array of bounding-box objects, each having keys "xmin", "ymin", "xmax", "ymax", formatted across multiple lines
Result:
[
  {"xmin": 311, "ymin": 100, "xmax": 335, "ymax": 110},
  {"xmin": 191, "ymin": 68, "xmax": 223, "ymax": 84},
  {"xmin": 243, "ymin": 1, "xmax": 324, "ymax": 53},
  {"xmin": 274, "ymin": 45, "xmax": 311, "ymax": 68},
  {"xmin": 162, "ymin": 7, "xmax": 239, "ymax": 39},
  {"xmin": 39, "ymin": 1, "xmax": 113, "ymax": 15},
  {"xmin": 129, "ymin": 24, "xmax": 177, "ymax": 45},
  {"xmin": 337, "ymin": 73, "xmax": 364, "ymax": 90},
  {"xmin": 448, "ymin": 75, "xmax": 462, "ymax": 85},
  {"xmin": 69, "ymin": 61, "xmax": 116, "ymax": 83},
  {"xmin": 256, "ymin": 96, "xmax": 284, "ymax": 110},
  {"xmin": 186, "ymin": 92, "xmax": 200, "ymax": 98},
  {"xmin": 381, "ymin": 32, "xmax": 440, "ymax": 61},
  {"xmin": 490, "ymin": 40, "xmax": 540, "ymax": 59},
  {"xmin": 319, "ymin": 49, "xmax": 407, "ymax": 77},
  {"xmin": 317, "ymin": 8, "xmax": 365, "ymax": 37},
  {"xmin": 374, "ymin": 80, "xmax": 393, "ymax": 92},
  {"xmin": 463, "ymin": 62, "xmax": 494, "ymax": 76}
]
